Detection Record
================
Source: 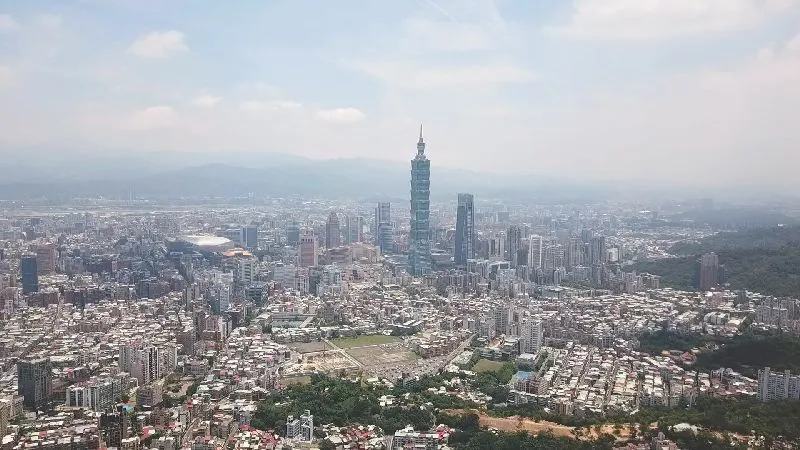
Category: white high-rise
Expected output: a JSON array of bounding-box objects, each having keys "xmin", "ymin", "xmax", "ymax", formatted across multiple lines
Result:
[
  {"xmin": 519, "ymin": 318, "xmax": 543, "ymax": 355},
  {"xmin": 493, "ymin": 304, "xmax": 512, "ymax": 336},
  {"xmin": 757, "ymin": 367, "xmax": 800, "ymax": 401},
  {"xmin": 120, "ymin": 343, "xmax": 162, "ymax": 385},
  {"xmin": 238, "ymin": 257, "xmax": 258, "ymax": 285},
  {"xmin": 527, "ymin": 235, "xmax": 543, "ymax": 269},
  {"xmin": 286, "ymin": 410, "xmax": 314, "ymax": 442}
]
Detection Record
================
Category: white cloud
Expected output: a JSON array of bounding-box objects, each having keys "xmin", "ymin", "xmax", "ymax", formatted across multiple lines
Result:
[
  {"xmin": 316, "ymin": 108, "xmax": 366, "ymax": 123},
  {"xmin": 0, "ymin": 13, "xmax": 18, "ymax": 32},
  {"xmin": 238, "ymin": 100, "xmax": 303, "ymax": 112},
  {"xmin": 128, "ymin": 31, "xmax": 188, "ymax": 58},
  {"xmin": 353, "ymin": 60, "xmax": 534, "ymax": 90},
  {"xmin": 0, "ymin": 65, "xmax": 11, "ymax": 88},
  {"xmin": 33, "ymin": 14, "xmax": 62, "ymax": 33},
  {"xmin": 191, "ymin": 95, "xmax": 222, "ymax": 108},
  {"xmin": 548, "ymin": 0, "xmax": 797, "ymax": 39},
  {"xmin": 120, "ymin": 106, "xmax": 178, "ymax": 131},
  {"xmin": 788, "ymin": 33, "xmax": 800, "ymax": 53},
  {"xmin": 531, "ymin": 31, "xmax": 800, "ymax": 186}
]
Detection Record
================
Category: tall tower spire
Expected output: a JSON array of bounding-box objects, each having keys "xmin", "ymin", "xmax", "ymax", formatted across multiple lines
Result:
[{"xmin": 416, "ymin": 123, "xmax": 426, "ymax": 156}]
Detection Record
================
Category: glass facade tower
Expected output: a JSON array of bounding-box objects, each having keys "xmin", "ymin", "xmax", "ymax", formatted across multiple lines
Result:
[
  {"xmin": 408, "ymin": 125, "xmax": 432, "ymax": 276},
  {"xmin": 454, "ymin": 193, "xmax": 475, "ymax": 266}
]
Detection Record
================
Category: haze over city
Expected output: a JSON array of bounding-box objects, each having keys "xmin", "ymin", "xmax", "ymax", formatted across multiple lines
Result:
[
  {"xmin": 1, "ymin": 0, "xmax": 799, "ymax": 188},
  {"xmin": 4, "ymin": 2, "xmax": 800, "ymax": 449}
]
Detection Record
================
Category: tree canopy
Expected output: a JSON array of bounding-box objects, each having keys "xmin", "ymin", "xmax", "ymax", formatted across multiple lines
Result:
[{"xmin": 632, "ymin": 225, "xmax": 800, "ymax": 297}]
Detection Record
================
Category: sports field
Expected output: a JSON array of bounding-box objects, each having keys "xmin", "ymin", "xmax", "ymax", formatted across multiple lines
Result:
[
  {"xmin": 330, "ymin": 335, "xmax": 401, "ymax": 348},
  {"xmin": 472, "ymin": 358, "xmax": 506, "ymax": 373}
]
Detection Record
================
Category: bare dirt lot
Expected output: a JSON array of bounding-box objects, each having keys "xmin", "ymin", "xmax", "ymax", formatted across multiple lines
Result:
[
  {"xmin": 288, "ymin": 341, "xmax": 333, "ymax": 353},
  {"xmin": 443, "ymin": 409, "xmax": 636, "ymax": 441},
  {"xmin": 346, "ymin": 345, "xmax": 419, "ymax": 367}
]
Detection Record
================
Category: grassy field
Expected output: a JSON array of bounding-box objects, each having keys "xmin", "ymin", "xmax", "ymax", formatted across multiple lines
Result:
[
  {"xmin": 282, "ymin": 376, "xmax": 312, "ymax": 386},
  {"xmin": 472, "ymin": 358, "xmax": 506, "ymax": 373},
  {"xmin": 331, "ymin": 334, "xmax": 401, "ymax": 348}
]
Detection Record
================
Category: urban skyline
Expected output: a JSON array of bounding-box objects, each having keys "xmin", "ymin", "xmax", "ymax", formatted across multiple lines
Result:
[
  {"xmin": 0, "ymin": 153, "xmax": 798, "ymax": 447},
  {"xmin": 0, "ymin": 1, "xmax": 798, "ymax": 448}
]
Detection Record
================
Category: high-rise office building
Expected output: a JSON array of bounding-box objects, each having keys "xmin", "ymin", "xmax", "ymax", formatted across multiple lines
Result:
[
  {"xmin": 325, "ymin": 212, "xmax": 341, "ymax": 249},
  {"xmin": 454, "ymin": 193, "xmax": 475, "ymax": 266},
  {"xmin": 35, "ymin": 243, "xmax": 56, "ymax": 274},
  {"xmin": 299, "ymin": 231, "xmax": 318, "ymax": 268},
  {"xmin": 589, "ymin": 235, "xmax": 607, "ymax": 265},
  {"xmin": 243, "ymin": 225, "xmax": 258, "ymax": 249},
  {"xmin": 21, "ymin": 255, "xmax": 38, "ymax": 294},
  {"xmin": 408, "ymin": 125, "xmax": 432, "ymax": 276},
  {"xmin": 375, "ymin": 202, "xmax": 393, "ymax": 254},
  {"xmin": 527, "ymin": 235, "xmax": 543, "ymax": 270},
  {"xmin": 18, "ymin": 357, "xmax": 52, "ymax": 409},
  {"xmin": 344, "ymin": 215, "xmax": 363, "ymax": 245},
  {"xmin": 286, "ymin": 222, "xmax": 301, "ymax": 246},
  {"xmin": 506, "ymin": 225, "xmax": 522, "ymax": 268},
  {"xmin": 566, "ymin": 236, "xmax": 581, "ymax": 269},
  {"xmin": 489, "ymin": 233, "xmax": 506, "ymax": 260},
  {"xmin": 698, "ymin": 252, "xmax": 719, "ymax": 291}
]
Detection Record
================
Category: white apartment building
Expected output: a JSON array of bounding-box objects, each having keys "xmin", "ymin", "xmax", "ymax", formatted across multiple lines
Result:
[
  {"xmin": 519, "ymin": 318, "xmax": 543, "ymax": 355},
  {"xmin": 757, "ymin": 367, "xmax": 800, "ymax": 401}
]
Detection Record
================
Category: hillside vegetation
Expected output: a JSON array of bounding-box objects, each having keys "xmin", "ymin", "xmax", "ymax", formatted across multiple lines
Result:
[{"xmin": 632, "ymin": 225, "xmax": 800, "ymax": 297}]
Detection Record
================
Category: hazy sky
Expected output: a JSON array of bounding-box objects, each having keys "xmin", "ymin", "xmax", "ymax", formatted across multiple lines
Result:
[{"xmin": 0, "ymin": 0, "xmax": 799, "ymax": 187}]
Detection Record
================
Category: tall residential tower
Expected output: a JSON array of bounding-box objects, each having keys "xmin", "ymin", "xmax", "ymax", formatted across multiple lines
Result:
[{"xmin": 408, "ymin": 125, "xmax": 432, "ymax": 276}]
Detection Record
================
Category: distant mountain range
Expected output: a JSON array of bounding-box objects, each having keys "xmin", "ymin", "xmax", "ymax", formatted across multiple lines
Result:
[
  {"xmin": 0, "ymin": 148, "xmax": 612, "ymax": 202},
  {"xmin": 0, "ymin": 147, "xmax": 794, "ymax": 205}
]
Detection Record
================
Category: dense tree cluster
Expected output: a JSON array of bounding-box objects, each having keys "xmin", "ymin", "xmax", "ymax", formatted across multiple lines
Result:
[
  {"xmin": 249, "ymin": 351, "xmax": 800, "ymax": 446},
  {"xmin": 631, "ymin": 225, "xmax": 800, "ymax": 297},
  {"xmin": 633, "ymin": 396, "xmax": 800, "ymax": 444},
  {"xmin": 695, "ymin": 332, "xmax": 800, "ymax": 375},
  {"xmin": 251, "ymin": 374, "xmax": 435, "ymax": 435},
  {"xmin": 636, "ymin": 330, "xmax": 724, "ymax": 355},
  {"xmin": 471, "ymin": 361, "xmax": 516, "ymax": 403}
]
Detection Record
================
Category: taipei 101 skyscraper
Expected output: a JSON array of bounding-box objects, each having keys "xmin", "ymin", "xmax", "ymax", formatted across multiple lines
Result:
[{"xmin": 408, "ymin": 124, "xmax": 432, "ymax": 276}]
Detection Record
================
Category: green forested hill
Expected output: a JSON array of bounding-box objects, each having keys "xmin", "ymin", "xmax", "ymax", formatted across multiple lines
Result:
[{"xmin": 631, "ymin": 226, "xmax": 800, "ymax": 296}]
